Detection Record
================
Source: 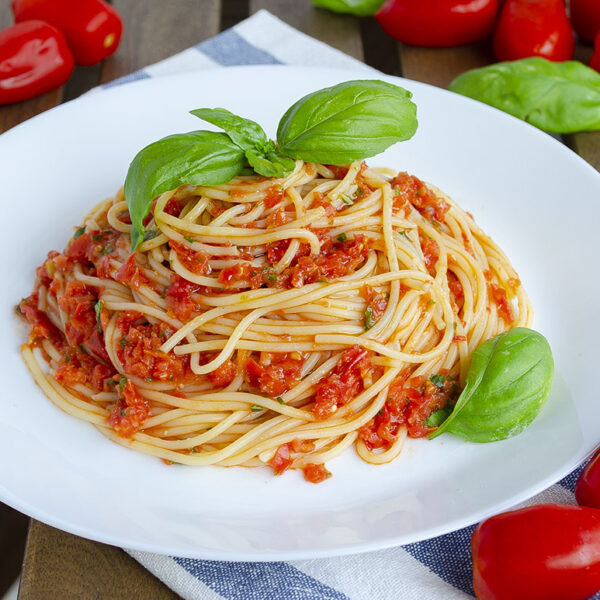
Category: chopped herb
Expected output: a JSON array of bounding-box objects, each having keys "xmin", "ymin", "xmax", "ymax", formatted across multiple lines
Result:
[
  {"xmin": 427, "ymin": 299, "xmax": 436, "ymax": 306},
  {"xmin": 64, "ymin": 351, "xmax": 70, "ymax": 364},
  {"xmin": 94, "ymin": 301, "xmax": 103, "ymax": 333},
  {"xmin": 341, "ymin": 194, "xmax": 354, "ymax": 205},
  {"xmin": 15, "ymin": 304, "xmax": 23, "ymax": 316},
  {"xmin": 119, "ymin": 376, "xmax": 127, "ymax": 395},
  {"xmin": 250, "ymin": 404, "xmax": 263, "ymax": 411},
  {"xmin": 145, "ymin": 377, "xmax": 153, "ymax": 382},
  {"xmin": 385, "ymin": 291, "xmax": 390, "ymax": 298},
  {"xmin": 118, "ymin": 337, "xmax": 129, "ymax": 347},
  {"xmin": 430, "ymin": 374, "xmax": 445, "ymax": 387},
  {"xmin": 106, "ymin": 379, "xmax": 117, "ymax": 388},
  {"xmin": 92, "ymin": 234, "xmax": 103, "ymax": 242},
  {"xmin": 190, "ymin": 447, "xmax": 198, "ymax": 454},
  {"xmin": 399, "ymin": 230, "xmax": 409, "ymax": 238},
  {"xmin": 161, "ymin": 286, "xmax": 169, "ymax": 299},
  {"xmin": 74, "ymin": 226, "xmax": 86, "ymax": 239},
  {"xmin": 355, "ymin": 186, "xmax": 365, "ymax": 199},
  {"xmin": 143, "ymin": 230, "xmax": 159, "ymax": 242},
  {"xmin": 337, "ymin": 232, "xmax": 347, "ymax": 242},
  {"xmin": 276, "ymin": 397, "xmax": 284, "ymax": 404},
  {"xmin": 184, "ymin": 235, "xmax": 196, "ymax": 243},
  {"xmin": 425, "ymin": 407, "xmax": 451, "ymax": 428},
  {"xmin": 266, "ymin": 272, "xmax": 278, "ymax": 283},
  {"xmin": 251, "ymin": 271, "xmax": 257, "ymax": 277},
  {"xmin": 364, "ymin": 306, "xmax": 376, "ymax": 330},
  {"xmin": 102, "ymin": 245, "xmax": 115, "ymax": 255},
  {"xmin": 274, "ymin": 469, "xmax": 281, "ymax": 476}
]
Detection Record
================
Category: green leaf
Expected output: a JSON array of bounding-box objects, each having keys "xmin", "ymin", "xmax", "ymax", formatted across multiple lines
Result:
[
  {"xmin": 190, "ymin": 108, "xmax": 269, "ymax": 151},
  {"xmin": 449, "ymin": 58, "xmax": 600, "ymax": 134},
  {"xmin": 250, "ymin": 404, "xmax": 264, "ymax": 412},
  {"xmin": 337, "ymin": 233, "xmax": 347, "ymax": 242},
  {"xmin": 425, "ymin": 408, "xmax": 451, "ymax": 428},
  {"xmin": 74, "ymin": 226, "xmax": 85, "ymax": 239},
  {"xmin": 429, "ymin": 328, "xmax": 554, "ymax": 443},
  {"xmin": 124, "ymin": 131, "xmax": 245, "ymax": 250},
  {"xmin": 312, "ymin": 0, "xmax": 384, "ymax": 17},
  {"xmin": 119, "ymin": 376, "xmax": 127, "ymax": 395},
  {"xmin": 364, "ymin": 306, "xmax": 375, "ymax": 330},
  {"xmin": 277, "ymin": 80, "xmax": 418, "ymax": 165},
  {"xmin": 246, "ymin": 145, "xmax": 296, "ymax": 178},
  {"xmin": 430, "ymin": 374, "xmax": 445, "ymax": 388},
  {"xmin": 94, "ymin": 301, "xmax": 103, "ymax": 333}
]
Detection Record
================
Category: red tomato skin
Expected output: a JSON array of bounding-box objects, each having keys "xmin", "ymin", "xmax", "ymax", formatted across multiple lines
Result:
[
  {"xmin": 576, "ymin": 448, "xmax": 600, "ymax": 509},
  {"xmin": 375, "ymin": 0, "xmax": 499, "ymax": 48},
  {"xmin": 571, "ymin": 0, "xmax": 600, "ymax": 43},
  {"xmin": 591, "ymin": 32, "xmax": 600, "ymax": 74},
  {"xmin": 472, "ymin": 504, "xmax": 600, "ymax": 600},
  {"xmin": 0, "ymin": 20, "xmax": 74, "ymax": 105},
  {"xmin": 492, "ymin": 0, "xmax": 575, "ymax": 62},
  {"xmin": 12, "ymin": 0, "xmax": 123, "ymax": 66}
]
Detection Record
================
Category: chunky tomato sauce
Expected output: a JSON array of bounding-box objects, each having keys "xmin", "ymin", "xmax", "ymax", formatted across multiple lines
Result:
[
  {"xmin": 391, "ymin": 172, "xmax": 450, "ymax": 222},
  {"xmin": 244, "ymin": 354, "xmax": 304, "ymax": 397},
  {"xmin": 359, "ymin": 370, "xmax": 459, "ymax": 449}
]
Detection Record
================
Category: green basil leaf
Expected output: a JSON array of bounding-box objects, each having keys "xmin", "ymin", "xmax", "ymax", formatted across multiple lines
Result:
[
  {"xmin": 449, "ymin": 58, "xmax": 600, "ymax": 134},
  {"xmin": 312, "ymin": 0, "xmax": 384, "ymax": 17},
  {"xmin": 246, "ymin": 145, "xmax": 296, "ymax": 178},
  {"xmin": 429, "ymin": 328, "xmax": 554, "ymax": 443},
  {"xmin": 277, "ymin": 80, "xmax": 418, "ymax": 164},
  {"xmin": 124, "ymin": 131, "xmax": 245, "ymax": 250},
  {"xmin": 190, "ymin": 108, "xmax": 269, "ymax": 151},
  {"xmin": 425, "ymin": 408, "xmax": 451, "ymax": 428}
]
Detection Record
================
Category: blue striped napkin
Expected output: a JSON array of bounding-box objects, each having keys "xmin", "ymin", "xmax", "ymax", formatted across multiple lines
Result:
[{"xmin": 108, "ymin": 10, "xmax": 597, "ymax": 599}]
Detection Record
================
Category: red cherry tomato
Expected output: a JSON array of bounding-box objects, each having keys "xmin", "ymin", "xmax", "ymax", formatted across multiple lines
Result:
[
  {"xmin": 472, "ymin": 504, "xmax": 600, "ymax": 600},
  {"xmin": 375, "ymin": 0, "xmax": 499, "ymax": 48},
  {"xmin": 0, "ymin": 20, "xmax": 74, "ymax": 105},
  {"xmin": 493, "ymin": 0, "xmax": 575, "ymax": 62},
  {"xmin": 571, "ymin": 0, "xmax": 600, "ymax": 43},
  {"xmin": 576, "ymin": 448, "xmax": 600, "ymax": 507},
  {"xmin": 11, "ymin": 0, "xmax": 123, "ymax": 66},
  {"xmin": 590, "ymin": 33, "xmax": 600, "ymax": 74}
]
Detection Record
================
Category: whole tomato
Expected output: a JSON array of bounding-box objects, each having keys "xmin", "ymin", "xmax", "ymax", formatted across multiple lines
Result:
[
  {"xmin": 11, "ymin": 0, "xmax": 123, "ymax": 66},
  {"xmin": 576, "ymin": 447, "xmax": 600, "ymax": 507},
  {"xmin": 571, "ymin": 0, "xmax": 600, "ymax": 43},
  {"xmin": 472, "ymin": 504, "xmax": 600, "ymax": 600},
  {"xmin": 590, "ymin": 33, "xmax": 600, "ymax": 73},
  {"xmin": 375, "ymin": 0, "xmax": 499, "ymax": 48},
  {"xmin": 493, "ymin": 0, "xmax": 575, "ymax": 62}
]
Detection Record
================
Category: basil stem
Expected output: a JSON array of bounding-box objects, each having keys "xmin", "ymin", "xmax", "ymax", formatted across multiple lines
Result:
[{"xmin": 312, "ymin": 0, "xmax": 384, "ymax": 17}]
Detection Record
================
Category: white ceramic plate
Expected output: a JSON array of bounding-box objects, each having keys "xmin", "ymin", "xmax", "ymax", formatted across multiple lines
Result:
[{"xmin": 0, "ymin": 66, "xmax": 598, "ymax": 561}]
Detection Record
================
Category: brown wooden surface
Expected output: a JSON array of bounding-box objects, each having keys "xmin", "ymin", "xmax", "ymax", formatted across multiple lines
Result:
[{"xmin": 0, "ymin": 1, "xmax": 597, "ymax": 598}]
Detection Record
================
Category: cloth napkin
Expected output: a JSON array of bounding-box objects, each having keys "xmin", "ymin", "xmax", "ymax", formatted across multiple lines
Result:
[{"xmin": 108, "ymin": 10, "xmax": 597, "ymax": 600}]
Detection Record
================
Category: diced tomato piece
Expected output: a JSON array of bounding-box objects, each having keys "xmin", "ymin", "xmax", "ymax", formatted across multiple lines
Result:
[
  {"xmin": 117, "ymin": 322, "xmax": 188, "ymax": 383},
  {"xmin": 290, "ymin": 439, "xmax": 316, "ymax": 453},
  {"xmin": 170, "ymin": 241, "xmax": 211, "ymax": 275},
  {"xmin": 207, "ymin": 359, "xmax": 237, "ymax": 388},
  {"xmin": 314, "ymin": 346, "xmax": 372, "ymax": 420},
  {"xmin": 312, "ymin": 192, "xmax": 336, "ymax": 217},
  {"xmin": 269, "ymin": 443, "xmax": 292, "ymax": 474},
  {"xmin": 326, "ymin": 165, "xmax": 349, "ymax": 179},
  {"xmin": 57, "ymin": 280, "xmax": 98, "ymax": 347},
  {"xmin": 55, "ymin": 346, "xmax": 115, "ymax": 393},
  {"xmin": 18, "ymin": 294, "xmax": 59, "ymax": 342},
  {"xmin": 265, "ymin": 207, "xmax": 290, "ymax": 228},
  {"xmin": 303, "ymin": 463, "xmax": 332, "ymax": 483},
  {"xmin": 218, "ymin": 262, "xmax": 266, "ymax": 289},
  {"xmin": 363, "ymin": 285, "xmax": 388, "ymax": 323},
  {"xmin": 164, "ymin": 276, "xmax": 202, "ymax": 322},
  {"xmin": 420, "ymin": 237, "xmax": 439, "ymax": 272},
  {"xmin": 108, "ymin": 378, "xmax": 149, "ymax": 437},
  {"xmin": 263, "ymin": 186, "xmax": 284, "ymax": 208},
  {"xmin": 115, "ymin": 253, "xmax": 148, "ymax": 290},
  {"xmin": 391, "ymin": 172, "xmax": 449, "ymax": 222},
  {"xmin": 244, "ymin": 355, "xmax": 304, "ymax": 397},
  {"xmin": 490, "ymin": 283, "xmax": 514, "ymax": 324}
]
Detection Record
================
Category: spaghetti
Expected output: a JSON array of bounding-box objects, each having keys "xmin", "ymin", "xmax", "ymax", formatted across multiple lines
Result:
[{"xmin": 18, "ymin": 160, "xmax": 532, "ymax": 482}]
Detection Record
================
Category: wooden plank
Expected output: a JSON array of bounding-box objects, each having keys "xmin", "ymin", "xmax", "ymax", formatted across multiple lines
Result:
[
  {"xmin": 0, "ymin": 3, "xmax": 64, "ymax": 133},
  {"xmin": 19, "ymin": 522, "xmax": 180, "ymax": 600},
  {"xmin": 250, "ymin": 0, "xmax": 364, "ymax": 60},
  {"xmin": 102, "ymin": 0, "xmax": 221, "ymax": 82}
]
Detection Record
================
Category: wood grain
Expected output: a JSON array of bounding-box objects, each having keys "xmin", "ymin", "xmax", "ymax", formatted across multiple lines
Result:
[
  {"xmin": 20, "ymin": 522, "xmax": 180, "ymax": 599},
  {"xmin": 250, "ymin": 0, "xmax": 363, "ymax": 60},
  {"xmin": 102, "ymin": 0, "xmax": 222, "ymax": 82}
]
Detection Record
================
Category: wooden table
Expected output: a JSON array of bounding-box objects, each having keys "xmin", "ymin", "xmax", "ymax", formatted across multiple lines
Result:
[{"xmin": 1, "ymin": 1, "xmax": 598, "ymax": 597}]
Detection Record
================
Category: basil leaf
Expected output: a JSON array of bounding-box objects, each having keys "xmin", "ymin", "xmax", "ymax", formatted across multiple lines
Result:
[
  {"xmin": 246, "ymin": 145, "xmax": 296, "ymax": 178},
  {"xmin": 425, "ymin": 408, "xmax": 451, "ymax": 428},
  {"xmin": 312, "ymin": 0, "xmax": 384, "ymax": 17},
  {"xmin": 190, "ymin": 108, "xmax": 269, "ymax": 151},
  {"xmin": 124, "ymin": 131, "xmax": 245, "ymax": 250},
  {"xmin": 277, "ymin": 80, "xmax": 418, "ymax": 164},
  {"xmin": 449, "ymin": 58, "xmax": 600, "ymax": 134},
  {"xmin": 429, "ymin": 328, "xmax": 554, "ymax": 443}
]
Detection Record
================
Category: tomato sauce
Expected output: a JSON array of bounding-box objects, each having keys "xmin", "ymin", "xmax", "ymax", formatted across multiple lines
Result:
[
  {"xmin": 169, "ymin": 241, "xmax": 211, "ymax": 275},
  {"xmin": 244, "ymin": 354, "xmax": 304, "ymax": 397},
  {"xmin": 303, "ymin": 463, "xmax": 331, "ymax": 483},
  {"xmin": 108, "ymin": 377, "xmax": 150, "ymax": 437},
  {"xmin": 391, "ymin": 172, "xmax": 450, "ymax": 222}
]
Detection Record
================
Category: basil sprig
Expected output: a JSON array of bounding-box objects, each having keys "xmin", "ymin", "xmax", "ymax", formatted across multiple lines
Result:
[
  {"xmin": 449, "ymin": 57, "xmax": 600, "ymax": 134},
  {"xmin": 125, "ymin": 79, "xmax": 418, "ymax": 249},
  {"xmin": 429, "ymin": 328, "xmax": 554, "ymax": 443}
]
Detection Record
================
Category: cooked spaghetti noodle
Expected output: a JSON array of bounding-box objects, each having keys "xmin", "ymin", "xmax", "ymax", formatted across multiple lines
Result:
[{"xmin": 18, "ymin": 161, "xmax": 531, "ymax": 482}]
